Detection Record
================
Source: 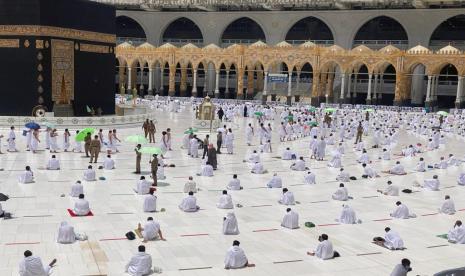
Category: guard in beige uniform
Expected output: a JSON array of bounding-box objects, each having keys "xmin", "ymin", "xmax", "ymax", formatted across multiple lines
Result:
[
  {"xmin": 150, "ymin": 154, "xmax": 158, "ymax": 186},
  {"xmin": 135, "ymin": 144, "xmax": 142, "ymax": 174},
  {"xmin": 89, "ymin": 135, "xmax": 101, "ymax": 163},
  {"xmin": 84, "ymin": 133, "xmax": 92, "ymax": 157}
]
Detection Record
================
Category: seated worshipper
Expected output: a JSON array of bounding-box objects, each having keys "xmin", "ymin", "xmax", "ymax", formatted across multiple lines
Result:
[
  {"xmin": 83, "ymin": 165, "xmax": 96, "ymax": 181},
  {"xmin": 458, "ymin": 172, "xmax": 465, "ymax": 186},
  {"xmin": 419, "ymin": 175, "xmax": 440, "ymax": 191},
  {"xmin": 433, "ymin": 157, "xmax": 448, "ymax": 169},
  {"xmin": 307, "ymin": 234, "xmax": 339, "ymax": 260},
  {"xmin": 137, "ymin": 217, "xmax": 165, "ymax": 242},
  {"xmin": 327, "ymin": 151, "xmax": 342, "ymax": 168},
  {"xmin": 336, "ymin": 168, "xmax": 350, "ymax": 182},
  {"xmin": 267, "ymin": 173, "xmax": 283, "ymax": 188},
  {"xmin": 357, "ymin": 149, "xmax": 370, "ymax": 164},
  {"xmin": 362, "ymin": 163, "xmax": 379, "ymax": 178},
  {"xmin": 19, "ymin": 250, "xmax": 56, "ymax": 276},
  {"xmin": 337, "ymin": 204, "xmax": 358, "ymax": 224},
  {"xmin": 384, "ymin": 161, "xmax": 406, "ymax": 175},
  {"xmin": 402, "ymin": 145, "xmax": 415, "ymax": 157},
  {"xmin": 378, "ymin": 148, "xmax": 391, "ymax": 161},
  {"xmin": 179, "ymin": 191, "xmax": 200, "ymax": 212},
  {"xmin": 69, "ymin": 181, "xmax": 84, "ymax": 197},
  {"xmin": 103, "ymin": 155, "xmax": 115, "ymax": 170},
  {"xmin": 224, "ymin": 240, "xmax": 254, "ymax": 269},
  {"xmin": 439, "ymin": 195, "xmax": 456, "ymax": 215},
  {"xmin": 304, "ymin": 171, "xmax": 316, "ymax": 184},
  {"xmin": 373, "ymin": 227, "xmax": 405, "ymax": 250},
  {"xmin": 281, "ymin": 208, "xmax": 299, "ymax": 229},
  {"xmin": 251, "ymin": 161, "xmax": 266, "ymax": 174},
  {"xmin": 46, "ymin": 155, "xmax": 60, "ymax": 170},
  {"xmin": 198, "ymin": 161, "xmax": 214, "ymax": 177},
  {"xmin": 157, "ymin": 164, "xmax": 167, "ymax": 180},
  {"xmin": 73, "ymin": 194, "xmax": 91, "ymax": 216},
  {"xmin": 447, "ymin": 153, "xmax": 460, "ymax": 166},
  {"xmin": 183, "ymin": 176, "xmax": 197, "ymax": 193},
  {"xmin": 18, "ymin": 166, "xmax": 34, "ymax": 183},
  {"xmin": 290, "ymin": 156, "xmax": 307, "ymax": 171},
  {"xmin": 125, "ymin": 245, "xmax": 153, "ymax": 276},
  {"xmin": 223, "ymin": 212, "xmax": 239, "ymax": 235},
  {"xmin": 390, "ymin": 259, "xmax": 412, "ymax": 276},
  {"xmin": 377, "ymin": 181, "xmax": 399, "ymax": 196},
  {"xmin": 278, "ymin": 188, "xmax": 295, "ymax": 205},
  {"xmin": 447, "ymin": 220, "xmax": 465, "ymax": 244},
  {"xmin": 282, "ymin": 147, "xmax": 295, "ymax": 160},
  {"xmin": 390, "ymin": 201, "xmax": 415, "ymax": 219},
  {"xmin": 217, "ymin": 190, "xmax": 234, "ymax": 209},
  {"xmin": 260, "ymin": 140, "xmax": 272, "ymax": 153},
  {"xmin": 143, "ymin": 190, "xmax": 157, "ymax": 212},
  {"xmin": 227, "ymin": 174, "xmax": 242, "ymax": 190},
  {"xmin": 134, "ymin": 176, "xmax": 151, "ymax": 195},
  {"xmin": 247, "ymin": 150, "xmax": 260, "ymax": 163},
  {"xmin": 57, "ymin": 221, "xmax": 79, "ymax": 244},
  {"xmin": 415, "ymin": 157, "xmax": 426, "ymax": 172},
  {"xmin": 332, "ymin": 183, "xmax": 349, "ymax": 201}
]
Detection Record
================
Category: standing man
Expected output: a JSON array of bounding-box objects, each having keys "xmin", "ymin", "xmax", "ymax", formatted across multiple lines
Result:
[
  {"xmin": 355, "ymin": 122, "xmax": 363, "ymax": 144},
  {"xmin": 142, "ymin": 119, "xmax": 149, "ymax": 138},
  {"xmin": 202, "ymin": 135, "xmax": 209, "ymax": 159},
  {"xmin": 216, "ymin": 131, "xmax": 222, "ymax": 154},
  {"xmin": 89, "ymin": 135, "xmax": 101, "ymax": 163},
  {"xmin": 135, "ymin": 144, "xmax": 142, "ymax": 174},
  {"xmin": 218, "ymin": 107, "xmax": 224, "ymax": 121},
  {"xmin": 149, "ymin": 120, "xmax": 156, "ymax": 143},
  {"xmin": 150, "ymin": 154, "xmax": 158, "ymax": 186},
  {"xmin": 84, "ymin": 132, "xmax": 92, "ymax": 157}
]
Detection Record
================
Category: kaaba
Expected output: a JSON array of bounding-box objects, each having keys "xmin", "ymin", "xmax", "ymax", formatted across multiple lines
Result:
[{"xmin": 0, "ymin": 0, "xmax": 116, "ymax": 116}]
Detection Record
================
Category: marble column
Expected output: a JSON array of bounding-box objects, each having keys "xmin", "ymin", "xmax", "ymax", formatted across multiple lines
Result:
[
  {"xmin": 455, "ymin": 76, "xmax": 464, "ymax": 108},
  {"xmin": 148, "ymin": 68, "xmax": 153, "ymax": 95},
  {"xmin": 287, "ymin": 72, "xmax": 292, "ymax": 105},
  {"xmin": 214, "ymin": 70, "xmax": 220, "ymax": 98},
  {"xmin": 366, "ymin": 73, "xmax": 373, "ymax": 104},
  {"xmin": 127, "ymin": 67, "xmax": 132, "ymax": 93},
  {"xmin": 339, "ymin": 73, "xmax": 346, "ymax": 102},
  {"xmin": 225, "ymin": 70, "xmax": 230, "ymax": 98},
  {"xmin": 262, "ymin": 71, "xmax": 268, "ymax": 104},
  {"xmin": 192, "ymin": 69, "xmax": 197, "ymax": 97}
]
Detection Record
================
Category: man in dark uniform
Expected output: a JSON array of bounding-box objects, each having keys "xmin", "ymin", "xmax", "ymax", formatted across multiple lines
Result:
[
  {"xmin": 150, "ymin": 154, "xmax": 158, "ymax": 186},
  {"xmin": 216, "ymin": 131, "xmax": 222, "ymax": 154},
  {"xmin": 142, "ymin": 119, "xmax": 149, "ymax": 138},
  {"xmin": 135, "ymin": 144, "xmax": 142, "ymax": 174},
  {"xmin": 84, "ymin": 132, "xmax": 92, "ymax": 157},
  {"xmin": 218, "ymin": 107, "xmax": 224, "ymax": 121},
  {"xmin": 89, "ymin": 135, "xmax": 101, "ymax": 163},
  {"xmin": 355, "ymin": 122, "xmax": 363, "ymax": 144}
]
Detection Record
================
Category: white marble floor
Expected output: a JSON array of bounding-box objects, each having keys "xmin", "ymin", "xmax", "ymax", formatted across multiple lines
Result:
[{"xmin": 0, "ymin": 106, "xmax": 464, "ymax": 276}]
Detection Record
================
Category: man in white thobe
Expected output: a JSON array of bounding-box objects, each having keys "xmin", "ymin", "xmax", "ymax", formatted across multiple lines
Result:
[
  {"xmin": 179, "ymin": 192, "xmax": 200, "ymax": 212},
  {"xmin": 439, "ymin": 195, "xmax": 456, "ymax": 215},
  {"xmin": 457, "ymin": 172, "xmax": 465, "ymax": 186},
  {"xmin": 332, "ymin": 183, "xmax": 349, "ymax": 201},
  {"xmin": 245, "ymin": 124, "xmax": 254, "ymax": 146},
  {"xmin": 307, "ymin": 234, "xmax": 335, "ymax": 260},
  {"xmin": 304, "ymin": 171, "xmax": 316, "ymax": 184},
  {"xmin": 378, "ymin": 181, "xmax": 399, "ymax": 196},
  {"xmin": 338, "ymin": 205, "xmax": 357, "ymax": 224},
  {"xmin": 143, "ymin": 191, "xmax": 157, "ymax": 212},
  {"xmin": 422, "ymin": 175, "xmax": 440, "ymax": 191},
  {"xmin": 415, "ymin": 158, "xmax": 426, "ymax": 172},
  {"xmin": 336, "ymin": 168, "xmax": 350, "ymax": 182},
  {"xmin": 281, "ymin": 147, "xmax": 295, "ymax": 160},
  {"xmin": 433, "ymin": 157, "xmax": 448, "ymax": 169},
  {"xmin": 447, "ymin": 153, "xmax": 460, "ymax": 166},
  {"xmin": 19, "ymin": 250, "xmax": 56, "ymax": 276},
  {"xmin": 18, "ymin": 166, "xmax": 34, "ymax": 183},
  {"xmin": 125, "ymin": 245, "xmax": 153, "ymax": 276},
  {"xmin": 448, "ymin": 220, "xmax": 465, "ymax": 244},
  {"xmin": 247, "ymin": 150, "xmax": 260, "ymax": 163},
  {"xmin": 362, "ymin": 163, "xmax": 379, "ymax": 178},
  {"xmin": 383, "ymin": 227, "xmax": 404, "ymax": 250},
  {"xmin": 281, "ymin": 208, "xmax": 299, "ymax": 229},
  {"xmin": 227, "ymin": 174, "xmax": 242, "ymax": 190},
  {"xmin": 134, "ymin": 176, "xmax": 151, "ymax": 195},
  {"xmin": 358, "ymin": 150, "xmax": 370, "ymax": 164},
  {"xmin": 267, "ymin": 173, "xmax": 282, "ymax": 188},
  {"xmin": 251, "ymin": 162, "xmax": 265, "ymax": 174},
  {"xmin": 70, "ymin": 181, "xmax": 84, "ymax": 197},
  {"xmin": 73, "ymin": 194, "xmax": 90, "ymax": 216},
  {"xmin": 7, "ymin": 126, "xmax": 17, "ymax": 152},
  {"xmin": 57, "ymin": 221, "xmax": 77, "ymax": 244},
  {"xmin": 278, "ymin": 188, "xmax": 295, "ymax": 205},
  {"xmin": 103, "ymin": 155, "xmax": 115, "ymax": 170},
  {"xmin": 387, "ymin": 161, "xmax": 406, "ymax": 175},
  {"xmin": 224, "ymin": 240, "xmax": 254, "ymax": 269},
  {"xmin": 316, "ymin": 138, "xmax": 326, "ymax": 161},
  {"xmin": 390, "ymin": 201, "xmax": 414, "ymax": 219},
  {"xmin": 137, "ymin": 217, "xmax": 165, "ymax": 242},
  {"xmin": 327, "ymin": 152, "xmax": 342, "ymax": 168},
  {"xmin": 217, "ymin": 190, "xmax": 234, "ymax": 209},
  {"xmin": 83, "ymin": 165, "xmax": 96, "ymax": 181},
  {"xmin": 190, "ymin": 136, "xmax": 199, "ymax": 158},
  {"xmin": 46, "ymin": 155, "xmax": 60, "ymax": 170},
  {"xmin": 199, "ymin": 162, "xmax": 214, "ymax": 177},
  {"xmin": 390, "ymin": 259, "xmax": 412, "ymax": 276},
  {"xmin": 223, "ymin": 212, "xmax": 239, "ymax": 235},
  {"xmin": 290, "ymin": 157, "xmax": 307, "ymax": 171},
  {"xmin": 183, "ymin": 176, "xmax": 197, "ymax": 193}
]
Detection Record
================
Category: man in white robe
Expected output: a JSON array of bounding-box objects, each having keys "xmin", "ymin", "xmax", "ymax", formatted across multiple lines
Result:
[
  {"xmin": 307, "ymin": 234, "xmax": 335, "ymax": 260},
  {"xmin": 378, "ymin": 181, "xmax": 399, "ymax": 196},
  {"xmin": 448, "ymin": 220, "xmax": 465, "ymax": 244},
  {"xmin": 267, "ymin": 173, "xmax": 282, "ymax": 188},
  {"xmin": 190, "ymin": 136, "xmax": 199, "ymax": 158},
  {"xmin": 19, "ymin": 250, "xmax": 56, "ymax": 276},
  {"xmin": 199, "ymin": 162, "xmax": 214, "ymax": 177},
  {"xmin": 386, "ymin": 161, "xmax": 406, "ymax": 175},
  {"xmin": 70, "ymin": 181, "xmax": 84, "ymax": 197},
  {"xmin": 336, "ymin": 168, "xmax": 350, "ymax": 182},
  {"xmin": 18, "ymin": 166, "xmax": 34, "ymax": 183},
  {"xmin": 422, "ymin": 175, "xmax": 440, "ymax": 191},
  {"xmin": 304, "ymin": 171, "xmax": 316, "ymax": 184},
  {"xmin": 103, "ymin": 155, "xmax": 115, "ymax": 170},
  {"xmin": 281, "ymin": 208, "xmax": 299, "ymax": 229},
  {"xmin": 179, "ymin": 192, "xmax": 200, "ymax": 212},
  {"xmin": 439, "ymin": 195, "xmax": 456, "ymax": 215},
  {"xmin": 290, "ymin": 157, "xmax": 307, "ymax": 171},
  {"xmin": 433, "ymin": 157, "xmax": 448, "ymax": 169},
  {"xmin": 224, "ymin": 240, "xmax": 254, "ymax": 269},
  {"xmin": 245, "ymin": 124, "xmax": 254, "ymax": 146},
  {"xmin": 415, "ymin": 158, "xmax": 426, "ymax": 172},
  {"xmin": 390, "ymin": 201, "xmax": 414, "ymax": 219},
  {"xmin": 134, "ymin": 176, "xmax": 151, "ymax": 195},
  {"xmin": 278, "ymin": 188, "xmax": 295, "ymax": 205},
  {"xmin": 358, "ymin": 150, "xmax": 370, "ymax": 164},
  {"xmin": 457, "ymin": 172, "xmax": 465, "ymax": 186},
  {"xmin": 125, "ymin": 245, "xmax": 153, "ymax": 276},
  {"xmin": 227, "ymin": 174, "xmax": 242, "ymax": 190},
  {"xmin": 46, "ymin": 155, "xmax": 60, "ymax": 170},
  {"xmin": 327, "ymin": 152, "xmax": 342, "ymax": 168},
  {"xmin": 316, "ymin": 138, "xmax": 326, "ymax": 161},
  {"xmin": 281, "ymin": 147, "xmax": 295, "ymax": 160},
  {"xmin": 247, "ymin": 150, "xmax": 260, "ymax": 163},
  {"xmin": 217, "ymin": 190, "xmax": 234, "ymax": 209},
  {"xmin": 183, "ymin": 176, "xmax": 197, "ymax": 193},
  {"xmin": 57, "ymin": 221, "xmax": 77, "ymax": 244},
  {"xmin": 251, "ymin": 162, "xmax": 265, "ymax": 174},
  {"xmin": 143, "ymin": 191, "xmax": 157, "ymax": 212},
  {"xmin": 383, "ymin": 227, "xmax": 404, "ymax": 250},
  {"xmin": 332, "ymin": 183, "xmax": 349, "ymax": 201},
  {"xmin": 447, "ymin": 153, "xmax": 460, "ymax": 166},
  {"xmin": 338, "ymin": 205, "xmax": 357, "ymax": 224},
  {"xmin": 137, "ymin": 217, "xmax": 165, "ymax": 242},
  {"xmin": 7, "ymin": 126, "xmax": 17, "ymax": 152},
  {"xmin": 362, "ymin": 163, "xmax": 379, "ymax": 178},
  {"xmin": 390, "ymin": 259, "xmax": 412, "ymax": 276},
  {"xmin": 83, "ymin": 165, "xmax": 96, "ymax": 181},
  {"xmin": 379, "ymin": 148, "xmax": 391, "ymax": 160},
  {"xmin": 73, "ymin": 194, "xmax": 91, "ymax": 216},
  {"xmin": 223, "ymin": 212, "xmax": 239, "ymax": 235}
]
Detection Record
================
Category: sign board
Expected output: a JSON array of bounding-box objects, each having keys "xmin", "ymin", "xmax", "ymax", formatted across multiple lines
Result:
[{"xmin": 268, "ymin": 73, "xmax": 288, "ymax": 83}]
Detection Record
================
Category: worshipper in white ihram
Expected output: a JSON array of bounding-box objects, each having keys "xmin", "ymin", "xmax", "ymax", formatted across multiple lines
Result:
[
  {"xmin": 143, "ymin": 190, "xmax": 157, "ymax": 212},
  {"xmin": 247, "ymin": 150, "xmax": 260, "ymax": 163},
  {"xmin": 267, "ymin": 173, "xmax": 283, "ymax": 188},
  {"xmin": 223, "ymin": 212, "xmax": 239, "ymax": 235},
  {"xmin": 224, "ymin": 240, "xmax": 254, "ymax": 269},
  {"xmin": 278, "ymin": 188, "xmax": 295, "ymax": 205},
  {"xmin": 337, "ymin": 204, "xmax": 359, "ymax": 224},
  {"xmin": 458, "ymin": 172, "xmax": 465, "ymax": 186},
  {"xmin": 103, "ymin": 155, "xmax": 115, "ymax": 170},
  {"xmin": 179, "ymin": 191, "xmax": 200, "ymax": 212},
  {"xmin": 374, "ymin": 227, "xmax": 405, "ymax": 250},
  {"xmin": 415, "ymin": 157, "xmax": 426, "ymax": 172},
  {"xmin": 245, "ymin": 123, "xmax": 254, "ymax": 146},
  {"xmin": 183, "ymin": 176, "xmax": 197, "ymax": 193},
  {"xmin": 57, "ymin": 221, "xmax": 81, "ymax": 244},
  {"xmin": 134, "ymin": 176, "xmax": 151, "ymax": 195},
  {"xmin": 304, "ymin": 171, "xmax": 316, "ymax": 184},
  {"xmin": 307, "ymin": 234, "xmax": 338, "ymax": 259},
  {"xmin": 390, "ymin": 258, "xmax": 412, "ymax": 276},
  {"xmin": 439, "ymin": 195, "xmax": 456, "ymax": 215},
  {"xmin": 227, "ymin": 174, "xmax": 242, "ymax": 190},
  {"xmin": 290, "ymin": 156, "xmax": 307, "ymax": 171},
  {"xmin": 418, "ymin": 175, "xmax": 440, "ymax": 191},
  {"xmin": 336, "ymin": 168, "xmax": 350, "ymax": 182},
  {"xmin": 447, "ymin": 220, "xmax": 465, "ymax": 244},
  {"xmin": 125, "ymin": 245, "xmax": 153, "ymax": 276},
  {"xmin": 390, "ymin": 201, "xmax": 415, "ymax": 219},
  {"xmin": 19, "ymin": 250, "xmax": 56, "ymax": 276},
  {"xmin": 70, "ymin": 181, "xmax": 84, "ymax": 197},
  {"xmin": 46, "ymin": 155, "xmax": 60, "ymax": 170},
  {"xmin": 251, "ymin": 161, "xmax": 266, "ymax": 174},
  {"xmin": 217, "ymin": 190, "xmax": 234, "ymax": 209},
  {"xmin": 73, "ymin": 194, "xmax": 91, "ymax": 216},
  {"xmin": 385, "ymin": 161, "xmax": 406, "ymax": 175},
  {"xmin": 281, "ymin": 208, "xmax": 299, "ymax": 229},
  {"xmin": 362, "ymin": 163, "xmax": 379, "ymax": 178},
  {"xmin": 83, "ymin": 165, "xmax": 96, "ymax": 181},
  {"xmin": 281, "ymin": 147, "xmax": 295, "ymax": 160},
  {"xmin": 377, "ymin": 181, "xmax": 399, "ymax": 196},
  {"xmin": 7, "ymin": 126, "xmax": 17, "ymax": 152},
  {"xmin": 332, "ymin": 183, "xmax": 349, "ymax": 201},
  {"xmin": 19, "ymin": 166, "xmax": 34, "ymax": 183},
  {"xmin": 327, "ymin": 151, "xmax": 342, "ymax": 168},
  {"xmin": 137, "ymin": 217, "xmax": 166, "ymax": 242},
  {"xmin": 198, "ymin": 162, "xmax": 214, "ymax": 177}
]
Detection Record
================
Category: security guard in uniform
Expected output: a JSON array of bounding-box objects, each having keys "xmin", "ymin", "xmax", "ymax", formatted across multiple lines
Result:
[
  {"xmin": 135, "ymin": 144, "xmax": 142, "ymax": 174},
  {"xmin": 89, "ymin": 135, "xmax": 101, "ymax": 163}
]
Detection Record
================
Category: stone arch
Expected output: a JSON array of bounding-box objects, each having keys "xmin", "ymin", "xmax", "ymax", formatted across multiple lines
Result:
[
  {"xmin": 429, "ymin": 14, "xmax": 465, "ymax": 48},
  {"xmin": 161, "ymin": 17, "xmax": 204, "ymax": 46},
  {"xmin": 352, "ymin": 16, "xmax": 409, "ymax": 49},
  {"xmin": 285, "ymin": 16, "xmax": 334, "ymax": 45},
  {"xmin": 221, "ymin": 17, "xmax": 267, "ymax": 46},
  {"xmin": 116, "ymin": 15, "xmax": 147, "ymax": 45}
]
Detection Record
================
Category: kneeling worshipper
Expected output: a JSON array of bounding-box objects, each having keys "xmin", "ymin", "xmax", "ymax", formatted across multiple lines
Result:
[
  {"xmin": 83, "ymin": 165, "xmax": 96, "ymax": 181},
  {"xmin": 227, "ymin": 174, "xmax": 242, "ymax": 190},
  {"xmin": 70, "ymin": 181, "xmax": 84, "ymax": 197},
  {"xmin": 57, "ymin": 221, "xmax": 82, "ymax": 244},
  {"xmin": 198, "ymin": 161, "xmax": 214, "ymax": 177},
  {"xmin": 420, "ymin": 175, "xmax": 440, "ymax": 191},
  {"xmin": 390, "ymin": 258, "xmax": 412, "ymax": 276},
  {"xmin": 137, "ymin": 217, "xmax": 166, "ymax": 242},
  {"xmin": 415, "ymin": 157, "xmax": 426, "ymax": 172},
  {"xmin": 332, "ymin": 183, "xmax": 349, "ymax": 201},
  {"xmin": 217, "ymin": 190, "xmax": 234, "ymax": 209},
  {"xmin": 103, "ymin": 155, "xmax": 115, "ymax": 170},
  {"xmin": 378, "ymin": 148, "xmax": 391, "ymax": 161},
  {"xmin": 73, "ymin": 194, "xmax": 91, "ymax": 216},
  {"xmin": 46, "ymin": 155, "xmax": 60, "ymax": 170},
  {"xmin": 304, "ymin": 171, "xmax": 316, "ymax": 184},
  {"xmin": 307, "ymin": 234, "xmax": 338, "ymax": 260},
  {"xmin": 337, "ymin": 204, "xmax": 358, "ymax": 224},
  {"xmin": 447, "ymin": 220, "xmax": 465, "ymax": 244},
  {"xmin": 251, "ymin": 161, "xmax": 266, "ymax": 174},
  {"xmin": 134, "ymin": 176, "xmax": 151, "ymax": 195},
  {"xmin": 447, "ymin": 153, "xmax": 460, "ymax": 166},
  {"xmin": 385, "ymin": 161, "xmax": 406, "ymax": 175},
  {"xmin": 125, "ymin": 245, "xmax": 153, "ymax": 276},
  {"xmin": 267, "ymin": 173, "xmax": 283, "ymax": 188},
  {"xmin": 377, "ymin": 181, "xmax": 399, "ymax": 196},
  {"xmin": 357, "ymin": 149, "xmax": 370, "ymax": 164},
  {"xmin": 224, "ymin": 240, "xmax": 255, "ymax": 269},
  {"xmin": 183, "ymin": 176, "xmax": 197, "ymax": 193},
  {"xmin": 327, "ymin": 151, "xmax": 342, "ymax": 168},
  {"xmin": 223, "ymin": 212, "xmax": 240, "ymax": 235},
  {"xmin": 390, "ymin": 201, "xmax": 415, "ymax": 219},
  {"xmin": 281, "ymin": 147, "xmax": 295, "ymax": 160},
  {"xmin": 19, "ymin": 250, "xmax": 56, "ymax": 276},
  {"xmin": 362, "ymin": 163, "xmax": 379, "ymax": 178},
  {"xmin": 336, "ymin": 168, "xmax": 350, "ymax": 182},
  {"xmin": 179, "ymin": 191, "xmax": 200, "ymax": 212},
  {"xmin": 433, "ymin": 157, "xmax": 448, "ymax": 169},
  {"xmin": 458, "ymin": 172, "xmax": 465, "ymax": 186},
  {"xmin": 374, "ymin": 227, "xmax": 404, "ymax": 250},
  {"xmin": 278, "ymin": 188, "xmax": 295, "ymax": 205},
  {"xmin": 281, "ymin": 208, "xmax": 299, "ymax": 229},
  {"xmin": 290, "ymin": 157, "xmax": 307, "ymax": 171},
  {"xmin": 143, "ymin": 190, "xmax": 157, "ymax": 212},
  {"xmin": 439, "ymin": 195, "xmax": 456, "ymax": 215},
  {"xmin": 247, "ymin": 150, "xmax": 261, "ymax": 163},
  {"xmin": 18, "ymin": 166, "xmax": 34, "ymax": 183}
]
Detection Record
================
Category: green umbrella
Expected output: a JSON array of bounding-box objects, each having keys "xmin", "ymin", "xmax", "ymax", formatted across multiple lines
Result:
[
  {"xmin": 42, "ymin": 122, "xmax": 55, "ymax": 129},
  {"xmin": 286, "ymin": 115, "xmax": 294, "ymax": 121},
  {"xmin": 139, "ymin": 147, "xmax": 163, "ymax": 155},
  {"xmin": 75, "ymin": 128, "xmax": 95, "ymax": 141},
  {"xmin": 324, "ymin": 108, "xmax": 336, "ymax": 112},
  {"xmin": 184, "ymin": 127, "xmax": 198, "ymax": 134},
  {"xmin": 254, "ymin": 111, "xmax": 264, "ymax": 116},
  {"xmin": 306, "ymin": 121, "xmax": 318, "ymax": 127},
  {"xmin": 307, "ymin": 107, "xmax": 316, "ymax": 112},
  {"xmin": 363, "ymin": 108, "xmax": 374, "ymax": 113},
  {"xmin": 125, "ymin": 135, "xmax": 148, "ymax": 144},
  {"xmin": 437, "ymin": 111, "xmax": 448, "ymax": 116}
]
